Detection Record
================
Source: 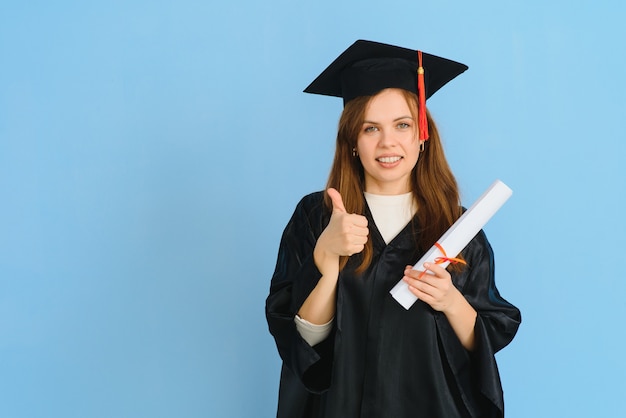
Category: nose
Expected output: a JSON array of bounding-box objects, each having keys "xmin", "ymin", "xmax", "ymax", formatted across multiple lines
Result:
[{"xmin": 378, "ymin": 128, "xmax": 398, "ymax": 147}]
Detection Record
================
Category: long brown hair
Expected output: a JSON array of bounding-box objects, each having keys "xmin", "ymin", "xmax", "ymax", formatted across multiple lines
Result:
[{"xmin": 324, "ymin": 88, "xmax": 462, "ymax": 273}]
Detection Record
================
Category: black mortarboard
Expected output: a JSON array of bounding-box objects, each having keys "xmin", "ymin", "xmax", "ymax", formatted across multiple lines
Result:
[
  {"xmin": 304, "ymin": 40, "xmax": 468, "ymax": 140},
  {"xmin": 304, "ymin": 39, "xmax": 468, "ymax": 103}
]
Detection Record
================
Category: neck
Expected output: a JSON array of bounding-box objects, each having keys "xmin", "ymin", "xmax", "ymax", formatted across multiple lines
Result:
[{"xmin": 364, "ymin": 180, "xmax": 411, "ymax": 195}]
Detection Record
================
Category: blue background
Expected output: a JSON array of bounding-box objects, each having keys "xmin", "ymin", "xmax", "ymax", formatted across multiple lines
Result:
[{"xmin": 1, "ymin": 0, "xmax": 625, "ymax": 417}]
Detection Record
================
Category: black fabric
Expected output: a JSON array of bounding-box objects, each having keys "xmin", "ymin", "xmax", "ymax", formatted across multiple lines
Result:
[
  {"xmin": 303, "ymin": 40, "xmax": 468, "ymax": 105},
  {"xmin": 266, "ymin": 192, "xmax": 521, "ymax": 418}
]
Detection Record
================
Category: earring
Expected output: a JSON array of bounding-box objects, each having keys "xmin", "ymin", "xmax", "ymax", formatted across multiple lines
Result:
[
  {"xmin": 419, "ymin": 141, "xmax": 425, "ymax": 152},
  {"xmin": 352, "ymin": 148, "xmax": 358, "ymax": 157}
]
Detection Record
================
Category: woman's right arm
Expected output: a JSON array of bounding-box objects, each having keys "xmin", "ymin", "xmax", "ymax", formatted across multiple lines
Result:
[
  {"xmin": 265, "ymin": 189, "xmax": 367, "ymax": 391},
  {"xmin": 297, "ymin": 188, "xmax": 368, "ymax": 325}
]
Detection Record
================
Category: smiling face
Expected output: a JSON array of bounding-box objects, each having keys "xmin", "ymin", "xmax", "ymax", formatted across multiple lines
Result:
[{"xmin": 356, "ymin": 88, "xmax": 422, "ymax": 195}]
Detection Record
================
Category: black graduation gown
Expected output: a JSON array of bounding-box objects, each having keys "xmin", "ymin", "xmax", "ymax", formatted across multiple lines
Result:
[{"xmin": 265, "ymin": 191, "xmax": 521, "ymax": 418}]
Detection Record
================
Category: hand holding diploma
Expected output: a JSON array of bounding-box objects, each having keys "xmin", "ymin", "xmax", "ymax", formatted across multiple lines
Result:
[
  {"xmin": 402, "ymin": 262, "xmax": 478, "ymax": 350},
  {"xmin": 402, "ymin": 262, "xmax": 463, "ymax": 313},
  {"xmin": 390, "ymin": 180, "xmax": 513, "ymax": 310}
]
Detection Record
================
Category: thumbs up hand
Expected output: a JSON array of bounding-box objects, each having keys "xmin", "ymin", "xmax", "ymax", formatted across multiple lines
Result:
[{"xmin": 313, "ymin": 188, "xmax": 369, "ymax": 274}]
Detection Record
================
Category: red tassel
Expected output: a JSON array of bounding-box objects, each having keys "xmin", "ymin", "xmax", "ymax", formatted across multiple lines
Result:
[{"xmin": 417, "ymin": 51, "xmax": 429, "ymax": 141}]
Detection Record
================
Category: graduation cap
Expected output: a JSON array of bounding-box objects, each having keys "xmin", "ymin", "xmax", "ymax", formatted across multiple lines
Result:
[{"xmin": 304, "ymin": 40, "xmax": 468, "ymax": 140}]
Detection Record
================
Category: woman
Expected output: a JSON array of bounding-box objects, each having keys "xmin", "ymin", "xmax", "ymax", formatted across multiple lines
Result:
[{"xmin": 266, "ymin": 40, "xmax": 521, "ymax": 418}]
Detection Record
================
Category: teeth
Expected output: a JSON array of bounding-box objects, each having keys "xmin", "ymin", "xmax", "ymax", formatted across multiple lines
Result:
[{"xmin": 377, "ymin": 156, "xmax": 402, "ymax": 163}]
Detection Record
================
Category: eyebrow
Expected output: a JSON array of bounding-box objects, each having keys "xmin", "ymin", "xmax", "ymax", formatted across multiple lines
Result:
[{"xmin": 362, "ymin": 116, "xmax": 414, "ymax": 124}]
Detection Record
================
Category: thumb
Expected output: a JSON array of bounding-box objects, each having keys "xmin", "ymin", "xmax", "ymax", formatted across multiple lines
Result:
[{"xmin": 327, "ymin": 188, "xmax": 347, "ymax": 213}]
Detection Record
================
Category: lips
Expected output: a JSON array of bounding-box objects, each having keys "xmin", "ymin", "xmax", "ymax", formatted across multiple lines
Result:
[{"xmin": 376, "ymin": 156, "xmax": 403, "ymax": 163}]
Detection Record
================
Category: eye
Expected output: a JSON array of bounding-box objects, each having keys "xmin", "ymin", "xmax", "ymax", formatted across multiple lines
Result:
[
  {"xmin": 364, "ymin": 126, "xmax": 379, "ymax": 133},
  {"xmin": 397, "ymin": 122, "xmax": 411, "ymax": 129}
]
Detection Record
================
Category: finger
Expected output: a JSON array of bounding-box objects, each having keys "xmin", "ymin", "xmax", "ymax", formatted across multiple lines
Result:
[
  {"xmin": 327, "ymin": 188, "xmax": 347, "ymax": 213},
  {"xmin": 403, "ymin": 267, "xmax": 421, "ymax": 279},
  {"xmin": 350, "ymin": 235, "xmax": 369, "ymax": 246},
  {"xmin": 404, "ymin": 276, "xmax": 436, "ymax": 300},
  {"xmin": 403, "ymin": 265, "xmax": 433, "ymax": 280},
  {"xmin": 404, "ymin": 272, "xmax": 436, "ymax": 290},
  {"xmin": 350, "ymin": 243, "xmax": 366, "ymax": 255},
  {"xmin": 350, "ymin": 214, "xmax": 369, "ymax": 228},
  {"xmin": 349, "ymin": 223, "xmax": 369, "ymax": 237},
  {"xmin": 404, "ymin": 265, "xmax": 422, "ymax": 274},
  {"xmin": 422, "ymin": 262, "xmax": 450, "ymax": 279}
]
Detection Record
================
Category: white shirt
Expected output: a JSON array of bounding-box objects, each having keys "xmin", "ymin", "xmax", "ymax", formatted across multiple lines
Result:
[{"xmin": 364, "ymin": 192, "xmax": 416, "ymax": 244}]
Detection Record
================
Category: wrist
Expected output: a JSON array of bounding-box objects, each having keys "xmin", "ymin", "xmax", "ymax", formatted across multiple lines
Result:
[
  {"xmin": 443, "ymin": 289, "xmax": 469, "ymax": 317},
  {"xmin": 313, "ymin": 244, "xmax": 340, "ymax": 276}
]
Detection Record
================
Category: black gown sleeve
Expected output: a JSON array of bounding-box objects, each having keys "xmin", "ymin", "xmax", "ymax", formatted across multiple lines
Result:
[
  {"xmin": 435, "ymin": 229, "xmax": 521, "ymax": 418},
  {"xmin": 265, "ymin": 193, "xmax": 335, "ymax": 393}
]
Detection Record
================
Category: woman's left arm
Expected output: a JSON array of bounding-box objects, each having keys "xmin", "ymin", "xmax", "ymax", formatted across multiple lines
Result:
[
  {"xmin": 403, "ymin": 263, "xmax": 477, "ymax": 350},
  {"xmin": 403, "ymin": 229, "xmax": 521, "ymax": 353}
]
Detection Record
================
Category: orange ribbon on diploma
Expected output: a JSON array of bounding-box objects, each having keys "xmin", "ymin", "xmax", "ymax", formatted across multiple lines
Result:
[{"xmin": 418, "ymin": 242, "xmax": 467, "ymax": 279}]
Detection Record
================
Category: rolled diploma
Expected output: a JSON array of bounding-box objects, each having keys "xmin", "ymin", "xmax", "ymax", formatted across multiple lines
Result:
[{"xmin": 389, "ymin": 179, "xmax": 513, "ymax": 310}]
